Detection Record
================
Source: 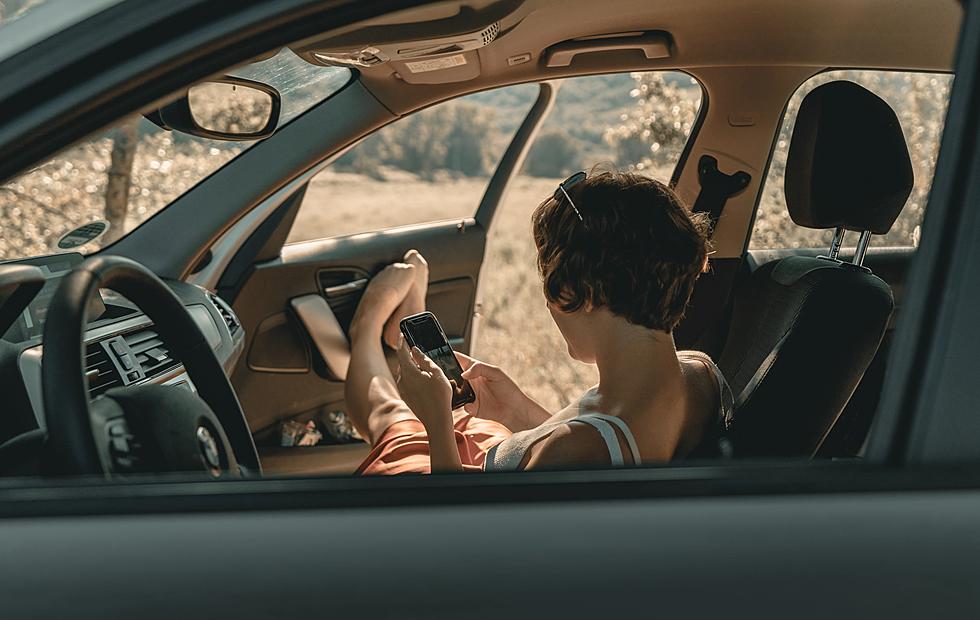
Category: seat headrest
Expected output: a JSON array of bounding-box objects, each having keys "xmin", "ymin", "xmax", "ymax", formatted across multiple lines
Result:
[{"xmin": 785, "ymin": 81, "xmax": 913, "ymax": 234}]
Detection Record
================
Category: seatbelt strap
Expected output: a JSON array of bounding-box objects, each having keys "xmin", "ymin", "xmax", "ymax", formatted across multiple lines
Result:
[
  {"xmin": 691, "ymin": 155, "xmax": 751, "ymax": 234},
  {"xmin": 735, "ymin": 327, "xmax": 793, "ymax": 409}
]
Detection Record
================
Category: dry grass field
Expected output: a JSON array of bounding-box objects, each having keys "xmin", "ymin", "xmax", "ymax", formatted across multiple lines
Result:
[{"xmin": 294, "ymin": 169, "xmax": 669, "ymax": 413}]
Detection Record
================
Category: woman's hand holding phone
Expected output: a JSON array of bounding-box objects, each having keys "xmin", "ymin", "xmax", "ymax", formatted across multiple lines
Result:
[
  {"xmin": 456, "ymin": 352, "xmax": 551, "ymax": 432},
  {"xmin": 396, "ymin": 338, "xmax": 453, "ymax": 428},
  {"xmin": 396, "ymin": 338, "xmax": 462, "ymax": 472}
]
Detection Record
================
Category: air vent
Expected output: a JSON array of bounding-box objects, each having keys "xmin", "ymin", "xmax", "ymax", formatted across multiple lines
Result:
[
  {"xmin": 208, "ymin": 292, "xmax": 240, "ymax": 336},
  {"xmin": 85, "ymin": 341, "xmax": 122, "ymax": 397},
  {"xmin": 124, "ymin": 328, "xmax": 180, "ymax": 379},
  {"xmin": 481, "ymin": 22, "xmax": 500, "ymax": 46}
]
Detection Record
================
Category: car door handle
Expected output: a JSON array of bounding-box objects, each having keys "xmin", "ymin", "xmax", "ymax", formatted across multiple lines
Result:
[
  {"xmin": 290, "ymin": 294, "xmax": 350, "ymax": 381},
  {"xmin": 323, "ymin": 278, "xmax": 368, "ymax": 299}
]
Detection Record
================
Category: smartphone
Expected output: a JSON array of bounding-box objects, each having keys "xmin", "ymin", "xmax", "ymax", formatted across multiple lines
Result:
[{"xmin": 399, "ymin": 311, "xmax": 476, "ymax": 410}]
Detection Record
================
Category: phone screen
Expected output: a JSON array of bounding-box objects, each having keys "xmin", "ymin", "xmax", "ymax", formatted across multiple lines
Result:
[{"xmin": 400, "ymin": 312, "xmax": 475, "ymax": 409}]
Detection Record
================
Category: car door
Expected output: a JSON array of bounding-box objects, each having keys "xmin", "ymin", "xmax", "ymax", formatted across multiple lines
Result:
[
  {"xmin": 220, "ymin": 83, "xmax": 555, "ymax": 468},
  {"xmin": 3, "ymin": 0, "xmax": 980, "ymax": 617}
]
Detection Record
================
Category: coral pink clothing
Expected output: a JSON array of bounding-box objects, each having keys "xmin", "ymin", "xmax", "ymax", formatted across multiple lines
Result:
[{"xmin": 356, "ymin": 411, "xmax": 512, "ymax": 475}]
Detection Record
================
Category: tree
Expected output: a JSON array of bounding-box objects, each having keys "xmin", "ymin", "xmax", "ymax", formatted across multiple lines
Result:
[
  {"xmin": 103, "ymin": 118, "xmax": 140, "ymax": 243},
  {"xmin": 444, "ymin": 103, "xmax": 494, "ymax": 176},
  {"xmin": 524, "ymin": 129, "xmax": 580, "ymax": 178},
  {"xmin": 333, "ymin": 100, "xmax": 496, "ymax": 179},
  {"xmin": 604, "ymin": 72, "xmax": 701, "ymax": 171}
]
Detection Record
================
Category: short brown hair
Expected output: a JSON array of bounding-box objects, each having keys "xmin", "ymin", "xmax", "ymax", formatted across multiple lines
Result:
[{"xmin": 532, "ymin": 169, "xmax": 710, "ymax": 332}]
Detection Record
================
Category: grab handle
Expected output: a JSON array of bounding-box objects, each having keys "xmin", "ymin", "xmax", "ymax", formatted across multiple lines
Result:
[
  {"xmin": 545, "ymin": 32, "xmax": 671, "ymax": 68},
  {"xmin": 290, "ymin": 294, "xmax": 350, "ymax": 381}
]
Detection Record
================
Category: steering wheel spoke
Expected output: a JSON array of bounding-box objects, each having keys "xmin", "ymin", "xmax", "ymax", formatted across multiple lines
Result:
[{"xmin": 88, "ymin": 396, "xmax": 136, "ymax": 474}]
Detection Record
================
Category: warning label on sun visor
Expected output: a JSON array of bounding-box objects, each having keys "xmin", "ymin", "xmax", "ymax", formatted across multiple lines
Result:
[{"xmin": 404, "ymin": 54, "xmax": 468, "ymax": 73}]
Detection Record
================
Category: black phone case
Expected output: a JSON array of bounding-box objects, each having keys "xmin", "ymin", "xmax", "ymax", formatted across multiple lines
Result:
[{"xmin": 399, "ymin": 311, "xmax": 476, "ymax": 409}]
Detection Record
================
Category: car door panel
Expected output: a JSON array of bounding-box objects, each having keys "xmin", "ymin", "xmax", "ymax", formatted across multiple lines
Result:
[
  {"xmin": 231, "ymin": 219, "xmax": 486, "ymax": 436},
  {"xmin": 5, "ymin": 476, "xmax": 980, "ymax": 618}
]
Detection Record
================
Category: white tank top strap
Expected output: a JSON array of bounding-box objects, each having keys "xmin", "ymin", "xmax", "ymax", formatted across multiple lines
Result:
[
  {"xmin": 678, "ymin": 350, "xmax": 735, "ymax": 430},
  {"xmin": 568, "ymin": 416, "xmax": 625, "ymax": 466},
  {"xmin": 569, "ymin": 413, "xmax": 642, "ymax": 466}
]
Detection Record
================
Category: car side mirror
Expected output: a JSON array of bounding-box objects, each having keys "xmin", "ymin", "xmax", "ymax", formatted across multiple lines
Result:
[{"xmin": 146, "ymin": 76, "xmax": 281, "ymax": 141}]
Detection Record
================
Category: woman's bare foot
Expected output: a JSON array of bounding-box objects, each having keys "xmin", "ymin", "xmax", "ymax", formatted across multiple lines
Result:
[
  {"xmin": 383, "ymin": 249, "xmax": 429, "ymax": 349},
  {"xmin": 349, "ymin": 262, "xmax": 416, "ymax": 343}
]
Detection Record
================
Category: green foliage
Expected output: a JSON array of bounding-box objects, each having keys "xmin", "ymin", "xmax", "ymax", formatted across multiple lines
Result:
[
  {"xmin": 334, "ymin": 101, "xmax": 496, "ymax": 179},
  {"xmin": 523, "ymin": 129, "xmax": 580, "ymax": 178},
  {"xmin": 445, "ymin": 104, "xmax": 494, "ymax": 176},
  {"xmin": 603, "ymin": 72, "xmax": 702, "ymax": 171},
  {"xmin": 333, "ymin": 74, "xmax": 702, "ymax": 180}
]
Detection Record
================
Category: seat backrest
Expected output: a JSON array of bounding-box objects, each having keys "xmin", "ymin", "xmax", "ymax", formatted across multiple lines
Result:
[{"xmin": 716, "ymin": 81, "xmax": 913, "ymax": 458}]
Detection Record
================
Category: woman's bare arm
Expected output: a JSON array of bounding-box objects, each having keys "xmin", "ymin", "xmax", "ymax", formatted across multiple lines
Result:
[
  {"xmin": 395, "ymin": 341, "xmax": 464, "ymax": 472},
  {"xmin": 457, "ymin": 352, "xmax": 554, "ymax": 432},
  {"xmin": 424, "ymin": 417, "xmax": 464, "ymax": 472}
]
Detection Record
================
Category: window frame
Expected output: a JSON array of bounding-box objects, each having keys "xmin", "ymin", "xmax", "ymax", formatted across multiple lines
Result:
[{"xmin": 0, "ymin": 0, "xmax": 973, "ymax": 506}]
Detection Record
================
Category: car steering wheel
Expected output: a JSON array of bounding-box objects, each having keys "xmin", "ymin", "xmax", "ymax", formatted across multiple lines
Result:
[{"xmin": 41, "ymin": 256, "xmax": 261, "ymax": 478}]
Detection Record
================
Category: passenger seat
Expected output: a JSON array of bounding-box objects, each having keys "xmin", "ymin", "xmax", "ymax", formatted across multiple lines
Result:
[{"xmin": 717, "ymin": 80, "xmax": 914, "ymax": 458}]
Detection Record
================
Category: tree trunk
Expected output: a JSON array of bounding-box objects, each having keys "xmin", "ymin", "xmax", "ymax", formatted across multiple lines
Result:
[{"xmin": 103, "ymin": 119, "xmax": 140, "ymax": 243}]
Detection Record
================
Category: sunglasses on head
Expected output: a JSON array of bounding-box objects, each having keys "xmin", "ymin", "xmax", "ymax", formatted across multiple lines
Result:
[{"xmin": 553, "ymin": 171, "xmax": 587, "ymax": 221}]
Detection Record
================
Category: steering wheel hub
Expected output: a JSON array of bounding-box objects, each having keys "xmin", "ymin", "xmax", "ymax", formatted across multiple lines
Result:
[{"xmin": 196, "ymin": 426, "xmax": 222, "ymax": 474}]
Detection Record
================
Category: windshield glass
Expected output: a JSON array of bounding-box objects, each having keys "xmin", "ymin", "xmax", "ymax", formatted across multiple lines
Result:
[{"xmin": 0, "ymin": 48, "xmax": 349, "ymax": 260}]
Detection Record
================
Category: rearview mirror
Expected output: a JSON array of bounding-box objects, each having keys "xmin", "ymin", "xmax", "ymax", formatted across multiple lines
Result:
[{"xmin": 147, "ymin": 76, "xmax": 281, "ymax": 141}]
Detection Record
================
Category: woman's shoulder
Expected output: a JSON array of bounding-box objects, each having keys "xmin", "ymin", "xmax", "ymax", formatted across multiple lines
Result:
[
  {"xmin": 523, "ymin": 421, "xmax": 614, "ymax": 469},
  {"xmin": 677, "ymin": 349, "xmax": 717, "ymax": 366},
  {"xmin": 541, "ymin": 386, "xmax": 599, "ymax": 422},
  {"xmin": 678, "ymin": 350, "xmax": 724, "ymax": 385},
  {"xmin": 677, "ymin": 349, "xmax": 734, "ymax": 426}
]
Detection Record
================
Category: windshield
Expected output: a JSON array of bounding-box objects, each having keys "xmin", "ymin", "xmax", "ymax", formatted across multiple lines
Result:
[{"xmin": 0, "ymin": 48, "xmax": 349, "ymax": 261}]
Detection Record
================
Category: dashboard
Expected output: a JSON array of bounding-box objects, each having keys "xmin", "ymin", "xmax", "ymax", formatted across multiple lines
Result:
[{"xmin": 0, "ymin": 253, "xmax": 245, "ymax": 444}]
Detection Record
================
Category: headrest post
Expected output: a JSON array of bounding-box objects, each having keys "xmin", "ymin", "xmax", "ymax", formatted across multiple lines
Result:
[
  {"xmin": 852, "ymin": 231, "xmax": 872, "ymax": 266},
  {"xmin": 828, "ymin": 227, "xmax": 846, "ymax": 260}
]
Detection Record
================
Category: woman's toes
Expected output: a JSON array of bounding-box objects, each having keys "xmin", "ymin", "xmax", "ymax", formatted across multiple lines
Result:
[
  {"xmin": 403, "ymin": 249, "xmax": 429, "ymax": 294},
  {"xmin": 404, "ymin": 249, "xmax": 427, "ymax": 269}
]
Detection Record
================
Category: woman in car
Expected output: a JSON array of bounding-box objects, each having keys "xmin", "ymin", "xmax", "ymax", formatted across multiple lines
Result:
[{"xmin": 344, "ymin": 169, "xmax": 732, "ymax": 473}]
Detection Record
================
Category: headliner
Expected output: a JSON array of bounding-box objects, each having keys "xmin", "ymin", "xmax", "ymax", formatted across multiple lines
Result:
[{"xmin": 293, "ymin": 0, "xmax": 962, "ymax": 113}]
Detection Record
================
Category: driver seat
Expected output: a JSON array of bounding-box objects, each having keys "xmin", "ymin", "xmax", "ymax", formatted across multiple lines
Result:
[{"xmin": 716, "ymin": 80, "xmax": 914, "ymax": 458}]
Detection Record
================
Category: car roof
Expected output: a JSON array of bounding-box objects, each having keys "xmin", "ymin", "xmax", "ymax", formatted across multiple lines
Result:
[{"xmin": 291, "ymin": 0, "xmax": 962, "ymax": 115}]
